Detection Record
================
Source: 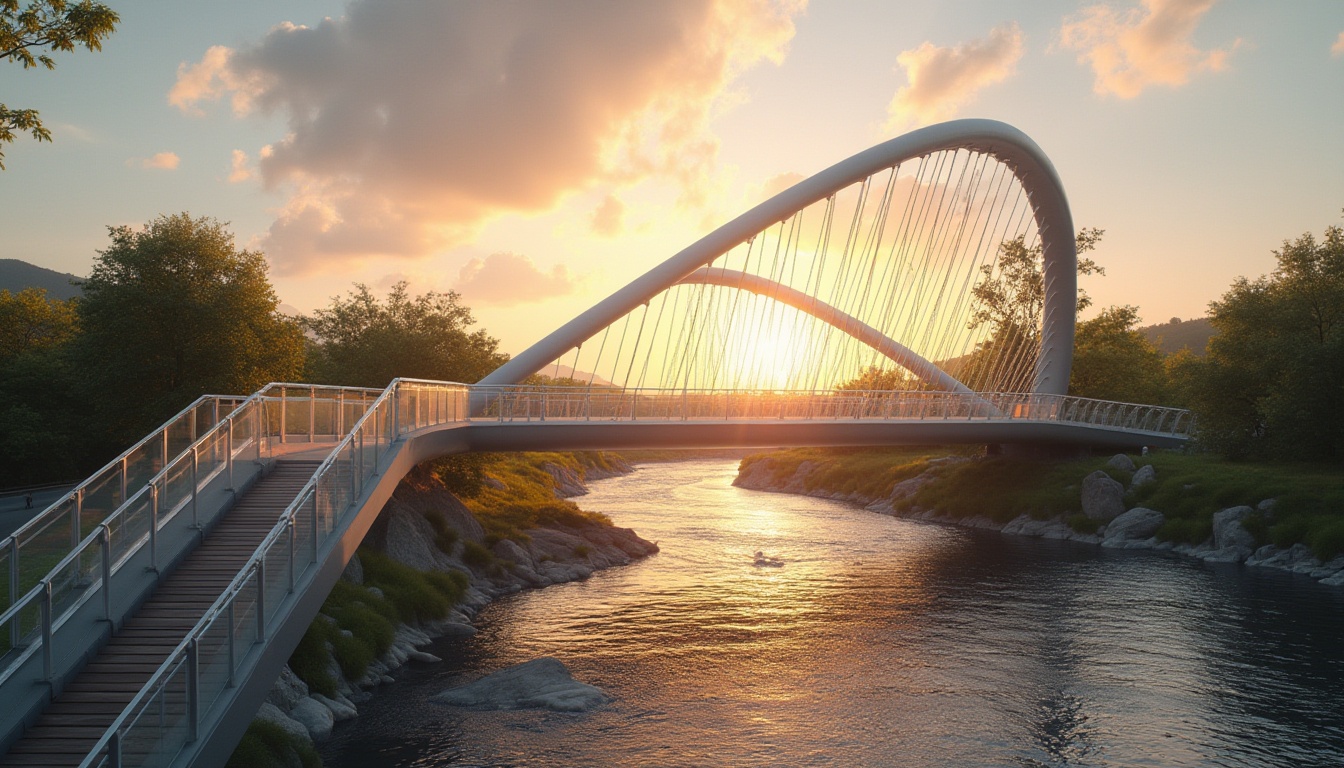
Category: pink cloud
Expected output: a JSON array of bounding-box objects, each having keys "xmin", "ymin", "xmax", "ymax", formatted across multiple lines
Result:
[
  {"xmin": 128, "ymin": 152, "xmax": 180, "ymax": 170},
  {"xmin": 887, "ymin": 22, "xmax": 1024, "ymax": 128},
  {"xmin": 455, "ymin": 252, "xmax": 577, "ymax": 306},
  {"xmin": 1061, "ymin": 0, "xmax": 1240, "ymax": 99}
]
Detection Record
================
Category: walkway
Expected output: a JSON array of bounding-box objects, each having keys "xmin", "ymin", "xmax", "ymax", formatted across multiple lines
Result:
[{"xmin": 0, "ymin": 461, "xmax": 320, "ymax": 768}]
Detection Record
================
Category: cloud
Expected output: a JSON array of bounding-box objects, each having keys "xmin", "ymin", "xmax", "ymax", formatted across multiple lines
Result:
[
  {"xmin": 590, "ymin": 195, "xmax": 625, "ymax": 237},
  {"xmin": 886, "ymin": 22, "xmax": 1024, "ymax": 129},
  {"xmin": 228, "ymin": 149, "xmax": 254, "ymax": 182},
  {"xmin": 454, "ymin": 252, "xmax": 577, "ymax": 306},
  {"xmin": 1333, "ymin": 31, "xmax": 1344, "ymax": 57},
  {"xmin": 128, "ymin": 152, "xmax": 180, "ymax": 170},
  {"xmin": 1060, "ymin": 0, "xmax": 1240, "ymax": 98},
  {"xmin": 171, "ymin": 0, "xmax": 804, "ymax": 274}
]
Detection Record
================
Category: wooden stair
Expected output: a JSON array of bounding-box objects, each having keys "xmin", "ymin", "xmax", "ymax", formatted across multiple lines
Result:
[{"xmin": 0, "ymin": 461, "xmax": 321, "ymax": 767}]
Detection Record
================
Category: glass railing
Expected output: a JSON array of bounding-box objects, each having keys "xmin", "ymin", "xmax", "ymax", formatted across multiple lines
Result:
[
  {"xmin": 79, "ymin": 380, "xmax": 469, "ymax": 768},
  {"xmin": 0, "ymin": 385, "xmax": 381, "ymax": 688}
]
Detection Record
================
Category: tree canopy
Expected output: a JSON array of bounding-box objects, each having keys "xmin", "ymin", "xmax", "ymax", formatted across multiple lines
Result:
[
  {"xmin": 304, "ymin": 282, "xmax": 508, "ymax": 388},
  {"xmin": 0, "ymin": 287, "xmax": 82, "ymax": 484},
  {"xmin": 1174, "ymin": 220, "xmax": 1344, "ymax": 461},
  {"xmin": 1, "ymin": 0, "xmax": 119, "ymax": 168},
  {"xmin": 1068, "ymin": 305, "xmax": 1167, "ymax": 403},
  {"xmin": 76, "ymin": 213, "xmax": 305, "ymax": 443}
]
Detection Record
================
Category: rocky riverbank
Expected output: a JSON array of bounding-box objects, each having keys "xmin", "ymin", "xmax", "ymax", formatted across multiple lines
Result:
[
  {"xmin": 250, "ymin": 456, "xmax": 654, "ymax": 755},
  {"xmin": 734, "ymin": 452, "xmax": 1344, "ymax": 587}
]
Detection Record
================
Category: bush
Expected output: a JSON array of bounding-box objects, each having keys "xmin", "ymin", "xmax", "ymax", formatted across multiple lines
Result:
[
  {"xmin": 1156, "ymin": 517, "xmax": 1212, "ymax": 545},
  {"xmin": 1307, "ymin": 519, "xmax": 1344, "ymax": 561},
  {"xmin": 227, "ymin": 720, "xmax": 321, "ymax": 768},
  {"xmin": 1067, "ymin": 513, "xmax": 1100, "ymax": 534},
  {"xmin": 288, "ymin": 619, "xmax": 337, "ymax": 697},
  {"xmin": 461, "ymin": 540, "xmax": 495, "ymax": 568},
  {"xmin": 424, "ymin": 510, "xmax": 459, "ymax": 555},
  {"xmin": 360, "ymin": 549, "xmax": 465, "ymax": 622}
]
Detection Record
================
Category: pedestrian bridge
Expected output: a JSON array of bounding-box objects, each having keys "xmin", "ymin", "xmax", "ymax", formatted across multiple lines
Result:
[{"xmin": 0, "ymin": 119, "xmax": 1195, "ymax": 766}]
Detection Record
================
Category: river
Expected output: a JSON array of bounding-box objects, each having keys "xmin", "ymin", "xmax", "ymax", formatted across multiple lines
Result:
[{"xmin": 321, "ymin": 459, "xmax": 1344, "ymax": 767}]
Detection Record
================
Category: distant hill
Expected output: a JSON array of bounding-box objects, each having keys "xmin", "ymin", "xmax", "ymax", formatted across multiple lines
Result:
[
  {"xmin": 0, "ymin": 259, "xmax": 83, "ymax": 300},
  {"xmin": 1138, "ymin": 316, "xmax": 1215, "ymax": 356}
]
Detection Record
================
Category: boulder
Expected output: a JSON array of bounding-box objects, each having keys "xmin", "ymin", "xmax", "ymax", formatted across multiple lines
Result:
[
  {"xmin": 1081, "ymin": 471, "xmax": 1126, "ymax": 522},
  {"xmin": 366, "ymin": 501, "xmax": 455, "ymax": 573},
  {"xmin": 288, "ymin": 696, "xmax": 334, "ymax": 740},
  {"xmin": 254, "ymin": 702, "xmax": 312, "ymax": 744},
  {"xmin": 266, "ymin": 665, "xmax": 310, "ymax": 712},
  {"xmin": 1212, "ymin": 506, "xmax": 1257, "ymax": 552},
  {"xmin": 541, "ymin": 462, "xmax": 588, "ymax": 498},
  {"xmin": 431, "ymin": 657, "xmax": 608, "ymax": 712},
  {"xmin": 1130, "ymin": 464, "xmax": 1157, "ymax": 489},
  {"xmin": 311, "ymin": 692, "xmax": 359, "ymax": 722},
  {"xmin": 341, "ymin": 553, "xmax": 364, "ymax": 585},
  {"xmin": 1107, "ymin": 454, "xmax": 1136, "ymax": 472},
  {"xmin": 1103, "ymin": 507, "xmax": 1165, "ymax": 542}
]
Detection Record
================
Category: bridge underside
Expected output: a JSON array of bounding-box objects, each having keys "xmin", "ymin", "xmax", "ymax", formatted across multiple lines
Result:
[{"xmin": 410, "ymin": 420, "xmax": 1186, "ymax": 458}]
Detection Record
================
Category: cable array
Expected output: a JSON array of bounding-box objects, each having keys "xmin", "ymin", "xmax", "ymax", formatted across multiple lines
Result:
[{"xmin": 543, "ymin": 149, "xmax": 1047, "ymax": 394}]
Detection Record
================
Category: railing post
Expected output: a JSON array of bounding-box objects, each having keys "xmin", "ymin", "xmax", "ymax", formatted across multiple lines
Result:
[
  {"xmin": 120, "ymin": 456, "xmax": 128, "ymax": 506},
  {"xmin": 9, "ymin": 538, "xmax": 18, "ymax": 649},
  {"xmin": 309, "ymin": 386, "xmax": 316, "ymax": 443},
  {"xmin": 255, "ymin": 561, "xmax": 267, "ymax": 642},
  {"xmin": 40, "ymin": 582, "xmax": 52, "ymax": 681},
  {"xmin": 338, "ymin": 390, "xmax": 345, "ymax": 436},
  {"xmin": 280, "ymin": 387, "xmax": 288, "ymax": 444},
  {"xmin": 226, "ymin": 418, "xmax": 235, "ymax": 490},
  {"xmin": 212, "ymin": 397, "xmax": 219, "ymax": 428},
  {"xmin": 227, "ymin": 601, "xmax": 237, "ymax": 688},
  {"xmin": 191, "ymin": 446, "xmax": 200, "ymax": 529},
  {"xmin": 311, "ymin": 493, "xmax": 320, "ymax": 562},
  {"xmin": 288, "ymin": 518, "xmax": 296, "ymax": 594},
  {"xmin": 149, "ymin": 483, "xmax": 159, "ymax": 571},
  {"xmin": 101, "ymin": 526, "xmax": 113, "ymax": 622},
  {"xmin": 187, "ymin": 638, "xmax": 200, "ymax": 742},
  {"xmin": 108, "ymin": 728, "xmax": 122, "ymax": 768},
  {"xmin": 392, "ymin": 387, "xmax": 400, "ymax": 438},
  {"xmin": 72, "ymin": 488, "xmax": 83, "ymax": 550},
  {"xmin": 162, "ymin": 429, "xmax": 169, "ymax": 470}
]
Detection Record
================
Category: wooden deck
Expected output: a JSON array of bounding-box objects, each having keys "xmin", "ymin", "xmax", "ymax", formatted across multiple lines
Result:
[{"xmin": 0, "ymin": 461, "xmax": 321, "ymax": 767}]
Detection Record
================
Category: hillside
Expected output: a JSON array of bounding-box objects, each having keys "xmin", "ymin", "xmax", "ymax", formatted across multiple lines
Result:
[
  {"xmin": 1139, "ymin": 316, "xmax": 1215, "ymax": 355},
  {"xmin": 0, "ymin": 259, "xmax": 83, "ymax": 300}
]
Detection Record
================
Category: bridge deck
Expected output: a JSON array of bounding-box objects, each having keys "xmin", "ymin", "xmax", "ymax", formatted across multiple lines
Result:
[{"xmin": 0, "ymin": 461, "xmax": 321, "ymax": 768}]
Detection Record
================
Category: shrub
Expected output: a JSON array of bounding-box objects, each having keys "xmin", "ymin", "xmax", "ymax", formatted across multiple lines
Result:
[
  {"xmin": 1067, "ymin": 513, "xmax": 1100, "ymax": 534},
  {"xmin": 360, "ymin": 549, "xmax": 462, "ymax": 622},
  {"xmin": 288, "ymin": 619, "xmax": 337, "ymax": 697},
  {"xmin": 1307, "ymin": 519, "xmax": 1344, "ymax": 561},
  {"xmin": 461, "ymin": 540, "xmax": 495, "ymax": 568},
  {"xmin": 227, "ymin": 720, "xmax": 321, "ymax": 768},
  {"xmin": 1156, "ymin": 517, "xmax": 1212, "ymax": 545}
]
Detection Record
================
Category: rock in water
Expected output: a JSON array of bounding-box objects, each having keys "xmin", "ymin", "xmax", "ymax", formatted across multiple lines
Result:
[{"xmin": 431, "ymin": 657, "xmax": 608, "ymax": 712}]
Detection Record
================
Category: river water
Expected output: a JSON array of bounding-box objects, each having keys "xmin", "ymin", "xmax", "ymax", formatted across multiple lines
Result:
[{"xmin": 322, "ymin": 460, "xmax": 1344, "ymax": 767}]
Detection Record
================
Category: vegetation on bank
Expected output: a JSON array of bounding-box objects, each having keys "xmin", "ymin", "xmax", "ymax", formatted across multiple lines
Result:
[
  {"xmin": 742, "ymin": 448, "xmax": 1344, "ymax": 560},
  {"xmin": 283, "ymin": 449, "xmax": 622, "ymax": 696},
  {"xmin": 226, "ymin": 720, "xmax": 321, "ymax": 768}
]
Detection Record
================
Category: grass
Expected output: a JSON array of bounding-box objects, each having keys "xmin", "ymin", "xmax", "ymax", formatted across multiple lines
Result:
[
  {"xmin": 738, "ymin": 446, "xmax": 967, "ymax": 499},
  {"xmin": 741, "ymin": 448, "xmax": 1344, "ymax": 559},
  {"xmin": 454, "ymin": 452, "xmax": 617, "ymax": 543},
  {"xmin": 226, "ymin": 720, "xmax": 322, "ymax": 768}
]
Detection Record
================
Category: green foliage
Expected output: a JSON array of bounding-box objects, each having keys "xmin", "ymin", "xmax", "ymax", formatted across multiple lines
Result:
[
  {"xmin": 226, "ymin": 720, "xmax": 321, "ymax": 768},
  {"xmin": 1067, "ymin": 513, "xmax": 1100, "ymax": 534},
  {"xmin": 835, "ymin": 365, "xmax": 918, "ymax": 392},
  {"xmin": 75, "ymin": 213, "xmax": 305, "ymax": 446},
  {"xmin": 429, "ymin": 453, "xmax": 498, "ymax": 498},
  {"xmin": 456, "ymin": 452, "xmax": 616, "ymax": 542},
  {"xmin": 1069, "ymin": 305, "xmax": 1168, "ymax": 404},
  {"xmin": 0, "ymin": 288, "xmax": 82, "ymax": 484},
  {"xmin": 738, "ymin": 446, "xmax": 951, "ymax": 499},
  {"xmin": 288, "ymin": 619, "xmax": 338, "ymax": 697},
  {"xmin": 460, "ymin": 539, "xmax": 495, "ymax": 568},
  {"xmin": 1155, "ymin": 516, "xmax": 1212, "ymax": 546},
  {"xmin": 423, "ymin": 510, "xmax": 459, "ymax": 555},
  {"xmin": 0, "ymin": 0, "xmax": 120, "ymax": 168},
  {"xmin": 358, "ymin": 549, "xmax": 465, "ymax": 622},
  {"xmin": 303, "ymin": 281, "xmax": 507, "ymax": 387},
  {"xmin": 1173, "ymin": 219, "xmax": 1344, "ymax": 461},
  {"xmin": 960, "ymin": 228, "xmax": 1104, "ymax": 392}
]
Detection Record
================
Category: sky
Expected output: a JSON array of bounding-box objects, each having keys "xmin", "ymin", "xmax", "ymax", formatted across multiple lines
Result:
[{"xmin": 2, "ymin": 0, "xmax": 1342, "ymax": 357}]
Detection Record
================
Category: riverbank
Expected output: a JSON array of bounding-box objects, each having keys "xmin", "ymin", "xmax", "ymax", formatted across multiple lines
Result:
[
  {"xmin": 232, "ymin": 453, "xmax": 654, "ymax": 767},
  {"xmin": 734, "ymin": 448, "xmax": 1344, "ymax": 586}
]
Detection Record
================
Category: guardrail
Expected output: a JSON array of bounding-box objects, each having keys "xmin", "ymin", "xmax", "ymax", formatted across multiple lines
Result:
[
  {"xmin": 0, "ymin": 385, "xmax": 382, "ymax": 693},
  {"xmin": 472, "ymin": 387, "xmax": 1196, "ymax": 437},
  {"xmin": 78, "ymin": 380, "xmax": 469, "ymax": 768}
]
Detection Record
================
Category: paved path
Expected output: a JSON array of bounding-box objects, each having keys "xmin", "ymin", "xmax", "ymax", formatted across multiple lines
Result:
[{"xmin": 0, "ymin": 487, "xmax": 75, "ymax": 541}]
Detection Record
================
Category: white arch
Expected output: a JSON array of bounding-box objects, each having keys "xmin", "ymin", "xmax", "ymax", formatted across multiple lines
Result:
[
  {"xmin": 676, "ymin": 267, "xmax": 973, "ymax": 394},
  {"xmin": 478, "ymin": 119, "xmax": 1077, "ymax": 395}
]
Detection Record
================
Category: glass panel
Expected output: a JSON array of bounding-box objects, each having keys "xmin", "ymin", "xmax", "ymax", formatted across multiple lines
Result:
[
  {"xmin": 195, "ymin": 612, "xmax": 232, "ymax": 715},
  {"xmin": 109, "ymin": 491, "xmax": 154, "ymax": 570},
  {"xmin": 118, "ymin": 656, "xmax": 191, "ymax": 768}
]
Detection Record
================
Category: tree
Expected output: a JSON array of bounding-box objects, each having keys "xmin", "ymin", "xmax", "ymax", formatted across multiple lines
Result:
[
  {"xmin": 1174, "ymin": 219, "xmax": 1344, "ymax": 461},
  {"xmin": 835, "ymin": 364, "xmax": 918, "ymax": 392},
  {"xmin": 75, "ymin": 213, "xmax": 305, "ymax": 444},
  {"xmin": 1068, "ymin": 305, "xmax": 1167, "ymax": 403},
  {"xmin": 1, "ymin": 0, "xmax": 119, "ymax": 168},
  {"xmin": 304, "ymin": 282, "xmax": 508, "ymax": 388},
  {"xmin": 0, "ymin": 287, "xmax": 81, "ymax": 484},
  {"xmin": 960, "ymin": 228, "xmax": 1104, "ymax": 391}
]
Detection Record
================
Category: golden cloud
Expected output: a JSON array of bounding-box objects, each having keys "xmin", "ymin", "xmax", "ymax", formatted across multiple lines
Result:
[{"xmin": 886, "ymin": 22, "xmax": 1024, "ymax": 129}]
